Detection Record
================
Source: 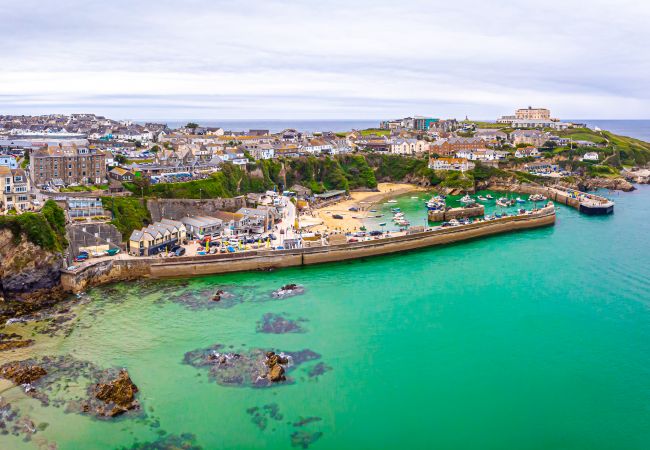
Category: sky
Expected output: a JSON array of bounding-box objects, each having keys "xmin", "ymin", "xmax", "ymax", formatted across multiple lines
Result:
[{"xmin": 1, "ymin": 0, "xmax": 649, "ymax": 121}]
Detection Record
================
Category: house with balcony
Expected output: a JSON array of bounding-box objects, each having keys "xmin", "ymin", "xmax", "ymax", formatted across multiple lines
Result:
[
  {"xmin": 1, "ymin": 167, "xmax": 31, "ymax": 212},
  {"xmin": 428, "ymin": 158, "xmax": 474, "ymax": 171}
]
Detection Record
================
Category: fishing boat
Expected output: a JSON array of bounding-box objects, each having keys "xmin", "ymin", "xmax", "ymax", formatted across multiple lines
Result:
[
  {"xmin": 528, "ymin": 194, "xmax": 547, "ymax": 202},
  {"xmin": 515, "ymin": 197, "xmax": 526, "ymax": 204},
  {"xmin": 486, "ymin": 194, "xmax": 494, "ymax": 200},
  {"xmin": 460, "ymin": 194, "xmax": 475, "ymax": 205}
]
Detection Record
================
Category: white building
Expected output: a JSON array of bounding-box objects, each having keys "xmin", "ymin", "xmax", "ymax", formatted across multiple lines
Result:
[
  {"xmin": 428, "ymin": 158, "xmax": 475, "ymax": 171},
  {"xmin": 582, "ymin": 152, "xmax": 600, "ymax": 161}
]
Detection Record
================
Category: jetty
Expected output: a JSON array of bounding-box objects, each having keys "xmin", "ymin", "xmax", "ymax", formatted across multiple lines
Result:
[
  {"xmin": 428, "ymin": 204, "xmax": 484, "ymax": 222},
  {"xmin": 488, "ymin": 184, "xmax": 614, "ymax": 215},
  {"xmin": 61, "ymin": 204, "xmax": 556, "ymax": 293}
]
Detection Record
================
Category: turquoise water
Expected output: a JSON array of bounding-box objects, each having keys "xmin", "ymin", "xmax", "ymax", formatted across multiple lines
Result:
[
  {"xmin": 363, "ymin": 191, "xmax": 537, "ymax": 231},
  {"xmin": 1, "ymin": 187, "xmax": 650, "ymax": 449}
]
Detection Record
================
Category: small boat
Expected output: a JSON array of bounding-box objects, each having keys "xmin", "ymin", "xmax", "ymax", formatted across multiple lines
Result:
[
  {"xmin": 460, "ymin": 195, "xmax": 475, "ymax": 205},
  {"xmin": 391, "ymin": 208, "xmax": 401, "ymax": 213},
  {"xmin": 369, "ymin": 209, "xmax": 377, "ymax": 212},
  {"xmin": 515, "ymin": 197, "xmax": 526, "ymax": 204},
  {"xmin": 411, "ymin": 196, "xmax": 419, "ymax": 199},
  {"xmin": 486, "ymin": 194, "xmax": 494, "ymax": 200},
  {"xmin": 332, "ymin": 214, "xmax": 344, "ymax": 219},
  {"xmin": 528, "ymin": 194, "xmax": 547, "ymax": 202},
  {"xmin": 477, "ymin": 195, "xmax": 488, "ymax": 201},
  {"xmin": 378, "ymin": 222, "xmax": 387, "ymax": 227},
  {"xmin": 386, "ymin": 200, "xmax": 398, "ymax": 204},
  {"xmin": 496, "ymin": 197, "xmax": 509, "ymax": 207}
]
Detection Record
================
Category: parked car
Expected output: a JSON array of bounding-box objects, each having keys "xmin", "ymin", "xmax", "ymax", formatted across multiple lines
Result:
[
  {"xmin": 268, "ymin": 234, "xmax": 277, "ymax": 240},
  {"xmin": 174, "ymin": 247, "xmax": 186, "ymax": 257},
  {"xmin": 369, "ymin": 230, "xmax": 383, "ymax": 236},
  {"xmin": 74, "ymin": 254, "xmax": 89, "ymax": 262}
]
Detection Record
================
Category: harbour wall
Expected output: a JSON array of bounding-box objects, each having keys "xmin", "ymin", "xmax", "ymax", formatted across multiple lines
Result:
[
  {"xmin": 427, "ymin": 205, "xmax": 484, "ymax": 222},
  {"xmin": 486, "ymin": 183, "xmax": 612, "ymax": 213},
  {"xmin": 60, "ymin": 205, "xmax": 555, "ymax": 293}
]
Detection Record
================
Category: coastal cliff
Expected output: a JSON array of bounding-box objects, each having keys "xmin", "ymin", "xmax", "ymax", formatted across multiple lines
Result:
[
  {"xmin": 0, "ymin": 229, "xmax": 66, "ymax": 322},
  {"xmin": 0, "ymin": 201, "xmax": 69, "ymax": 322}
]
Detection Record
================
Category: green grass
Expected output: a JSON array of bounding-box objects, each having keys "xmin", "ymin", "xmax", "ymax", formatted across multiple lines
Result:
[
  {"xmin": 0, "ymin": 200, "xmax": 67, "ymax": 252},
  {"xmin": 60, "ymin": 184, "xmax": 109, "ymax": 192},
  {"xmin": 463, "ymin": 121, "xmax": 506, "ymax": 129},
  {"xmin": 101, "ymin": 197, "xmax": 151, "ymax": 241},
  {"xmin": 360, "ymin": 128, "xmax": 391, "ymax": 137}
]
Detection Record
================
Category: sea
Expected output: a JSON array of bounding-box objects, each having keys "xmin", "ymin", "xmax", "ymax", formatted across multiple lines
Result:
[
  {"xmin": 146, "ymin": 119, "xmax": 650, "ymax": 142},
  {"xmin": 1, "ymin": 184, "xmax": 650, "ymax": 450}
]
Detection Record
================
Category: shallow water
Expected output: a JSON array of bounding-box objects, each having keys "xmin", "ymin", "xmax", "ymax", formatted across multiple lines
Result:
[{"xmin": 1, "ymin": 186, "xmax": 650, "ymax": 449}]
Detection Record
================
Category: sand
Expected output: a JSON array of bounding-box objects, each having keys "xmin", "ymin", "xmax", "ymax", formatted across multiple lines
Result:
[{"xmin": 306, "ymin": 183, "xmax": 425, "ymax": 233}]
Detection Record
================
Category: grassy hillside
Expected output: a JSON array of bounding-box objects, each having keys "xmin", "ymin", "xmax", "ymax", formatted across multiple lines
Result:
[
  {"xmin": 101, "ymin": 197, "xmax": 151, "ymax": 241},
  {"xmin": 0, "ymin": 200, "xmax": 68, "ymax": 252}
]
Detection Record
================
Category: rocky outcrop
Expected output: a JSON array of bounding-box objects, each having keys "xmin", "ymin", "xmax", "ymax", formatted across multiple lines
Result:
[
  {"xmin": 271, "ymin": 284, "xmax": 305, "ymax": 299},
  {"xmin": 0, "ymin": 361, "xmax": 47, "ymax": 384},
  {"xmin": 561, "ymin": 177, "xmax": 635, "ymax": 192},
  {"xmin": 265, "ymin": 351, "xmax": 289, "ymax": 382},
  {"xmin": 0, "ymin": 229, "xmax": 66, "ymax": 322},
  {"xmin": 623, "ymin": 168, "xmax": 650, "ymax": 184},
  {"xmin": 91, "ymin": 369, "xmax": 140, "ymax": 417}
]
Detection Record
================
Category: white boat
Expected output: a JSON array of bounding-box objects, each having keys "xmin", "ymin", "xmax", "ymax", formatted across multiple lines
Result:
[
  {"xmin": 515, "ymin": 197, "xmax": 526, "ymax": 204},
  {"xmin": 386, "ymin": 200, "xmax": 398, "ymax": 204},
  {"xmin": 460, "ymin": 195, "xmax": 475, "ymax": 205},
  {"xmin": 528, "ymin": 194, "xmax": 547, "ymax": 202},
  {"xmin": 410, "ymin": 196, "xmax": 419, "ymax": 199},
  {"xmin": 486, "ymin": 194, "xmax": 494, "ymax": 200},
  {"xmin": 496, "ymin": 197, "xmax": 509, "ymax": 207},
  {"xmin": 477, "ymin": 195, "xmax": 488, "ymax": 201}
]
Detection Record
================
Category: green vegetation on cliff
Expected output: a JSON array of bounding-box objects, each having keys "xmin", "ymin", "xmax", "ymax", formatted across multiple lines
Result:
[
  {"xmin": 101, "ymin": 197, "xmax": 151, "ymax": 240},
  {"xmin": 0, "ymin": 200, "xmax": 67, "ymax": 252}
]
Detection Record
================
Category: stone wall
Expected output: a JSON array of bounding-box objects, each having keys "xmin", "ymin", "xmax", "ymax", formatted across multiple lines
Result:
[
  {"xmin": 59, "ymin": 206, "xmax": 556, "ymax": 293},
  {"xmin": 147, "ymin": 197, "xmax": 247, "ymax": 222},
  {"xmin": 428, "ymin": 205, "xmax": 484, "ymax": 222}
]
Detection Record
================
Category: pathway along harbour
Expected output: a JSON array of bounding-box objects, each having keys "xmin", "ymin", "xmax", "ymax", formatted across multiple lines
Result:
[{"xmin": 1, "ymin": 186, "xmax": 650, "ymax": 449}]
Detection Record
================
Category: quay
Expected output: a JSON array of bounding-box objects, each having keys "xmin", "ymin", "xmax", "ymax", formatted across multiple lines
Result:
[
  {"xmin": 488, "ymin": 184, "xmax": 614, "ymax": 215},
  {"xmin": 61, "ymin": 204, "xmax": 556, "ymax": 293},
  {"xmin": 428, "ymin": 204, "xmax": 484, "ymax": 222}
]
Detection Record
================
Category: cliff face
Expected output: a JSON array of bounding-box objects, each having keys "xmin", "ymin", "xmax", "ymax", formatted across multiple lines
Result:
[{"xmin": 0, "ymin": 229, "xmax": 66, "ymax": 321}]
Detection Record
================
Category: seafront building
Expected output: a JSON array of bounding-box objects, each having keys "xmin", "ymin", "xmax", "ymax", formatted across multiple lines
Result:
[
  {"xmin": 0, "ymin": 166, "xmax": 31, "ymax": 212},
  {"xmin": 31, "ymin": 143, "xmax": 107, "ymax": 186},
  {"xmin": 128, "ymin": 219, "xmax": 187, "ymax": 256}
]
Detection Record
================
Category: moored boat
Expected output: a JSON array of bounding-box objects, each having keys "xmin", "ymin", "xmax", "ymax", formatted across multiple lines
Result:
[{"xmin": 460, "ymin": 194, "xmax": 475, "ymax": 205}]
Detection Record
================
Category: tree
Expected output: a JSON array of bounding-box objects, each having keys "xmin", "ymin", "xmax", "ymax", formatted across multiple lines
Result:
[
  {"xmin": 150, "ymin": 145, "xmax": 161, "ymax": 153},
  {"xmin": 115, "ymin": 154, "xmax": 128, "ymax": 164},
  {"xmin": 186, "ymin": 122, "xmax": 199, "ymax": 130}
]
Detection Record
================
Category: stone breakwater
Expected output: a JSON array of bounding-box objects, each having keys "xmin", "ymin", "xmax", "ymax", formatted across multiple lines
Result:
[
  {"xmin": 427, "ymin": 204, "xmax": 484, "ymax": 222},
  {"xmin": 61, "ymin": 205, "xmax": 556, "ymax": 293}
]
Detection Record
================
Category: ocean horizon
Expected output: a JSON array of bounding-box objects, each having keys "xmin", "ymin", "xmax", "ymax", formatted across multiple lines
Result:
[{"xmin": 134, "ymin": 119, "xmax": 650, "ymax": 141}]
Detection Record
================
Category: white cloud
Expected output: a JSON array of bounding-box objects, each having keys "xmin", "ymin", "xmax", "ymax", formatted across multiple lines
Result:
[{"xmin": 1, "ymin": 0, "xmax": 649, "ymax": 119}]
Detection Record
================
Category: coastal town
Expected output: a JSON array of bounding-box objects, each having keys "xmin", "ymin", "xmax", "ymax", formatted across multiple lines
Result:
[{"xmin": 0, "ymin": 107, "xmax": 642, "ymax": 276}]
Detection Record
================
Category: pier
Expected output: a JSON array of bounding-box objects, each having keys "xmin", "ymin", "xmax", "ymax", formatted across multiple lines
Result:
[
  {"xmin": 61, "ymin": 204, "xmax": 556, "ymax": 293},
  {"xmin": 487, "ymin": 184, "xmax": 614, "ymax": 215},
  {"xmin": 428, "ymin": 204, "xmax": 484, "ymax": 222}
]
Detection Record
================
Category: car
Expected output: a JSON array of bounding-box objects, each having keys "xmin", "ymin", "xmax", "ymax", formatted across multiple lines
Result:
[
  {"xmin": 348, "ymin": 238, "xmax": 358, "ymax": 243},
  {"xmin": 170, "ymin": 245, "xmax": 181, "ymax": 253},
  {"xmin": 369, "ymin": 230, "xmax": 383, "ymax": 236},
  {"xmin": 174, "ymin": 247, "xmax": 186, "ymax": 257},
  {"xmin": 332, "ymin": 214, "xmax": 344, "ymax": 219},
  {"xmin": 268, "ymin": 234, "xmax": 277, "ymax": 240},
  {"xmin": 74, "ymin": 254, "xmax": 89, "ymax": 262}
]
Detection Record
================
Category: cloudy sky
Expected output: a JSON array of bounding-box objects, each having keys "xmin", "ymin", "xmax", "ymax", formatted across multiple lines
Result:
[{"xmin": 1, "ymin": 0, "xmax": 649, "ymax": 120}]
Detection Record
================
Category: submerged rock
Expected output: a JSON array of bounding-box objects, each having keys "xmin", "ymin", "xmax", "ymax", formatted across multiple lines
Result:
[
  {"xmin": 246, "ymin": 403, "xmax": 284, "ymax": 430},
  {"xmin": 120, "ymin": 432, "xmax": 202, "ymax": 450},
  {"xmin": 0, "ymin": 338, "xmax": 34, "ymax": 352},
  {"xmin": 271, "ymin": 284, "xmax": 305, "ymax": 299},
  {"xmin": 0, "ymin": 361, "xmax": 47, "ymax": 385},
  {"xmin": 183, "ymin": 344, "xmax": 322, "ymax": 388},
  {"xmin": 256, "ymin": 313, "xmax": 307, "ymax": 334},
  {"xmin": 291, "ymin": 430, "xmax": 323, "ymax": 449},
  {"xmin": 91, "ymin": 369, "xmax": 140, "ymax": 417}
]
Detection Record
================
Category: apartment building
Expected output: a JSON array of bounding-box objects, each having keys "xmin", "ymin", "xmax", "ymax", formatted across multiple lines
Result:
[
  {"xmin": 31, "ymin": 143, "xmax": 107, "ymax": 186},
  {"xmin": 515, "ymin": 107, "xmax": 551, "ymax": 121}
]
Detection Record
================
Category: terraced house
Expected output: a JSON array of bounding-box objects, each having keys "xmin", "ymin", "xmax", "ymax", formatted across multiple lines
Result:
[{"xmin": 31, "ymin": 143, "xmax": 107, "ymax": 186}]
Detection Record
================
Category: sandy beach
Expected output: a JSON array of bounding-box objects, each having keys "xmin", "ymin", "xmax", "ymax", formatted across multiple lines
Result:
[{"xmin": 306, "ymin": 183, "xmax": 425, "ymax": 232}]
